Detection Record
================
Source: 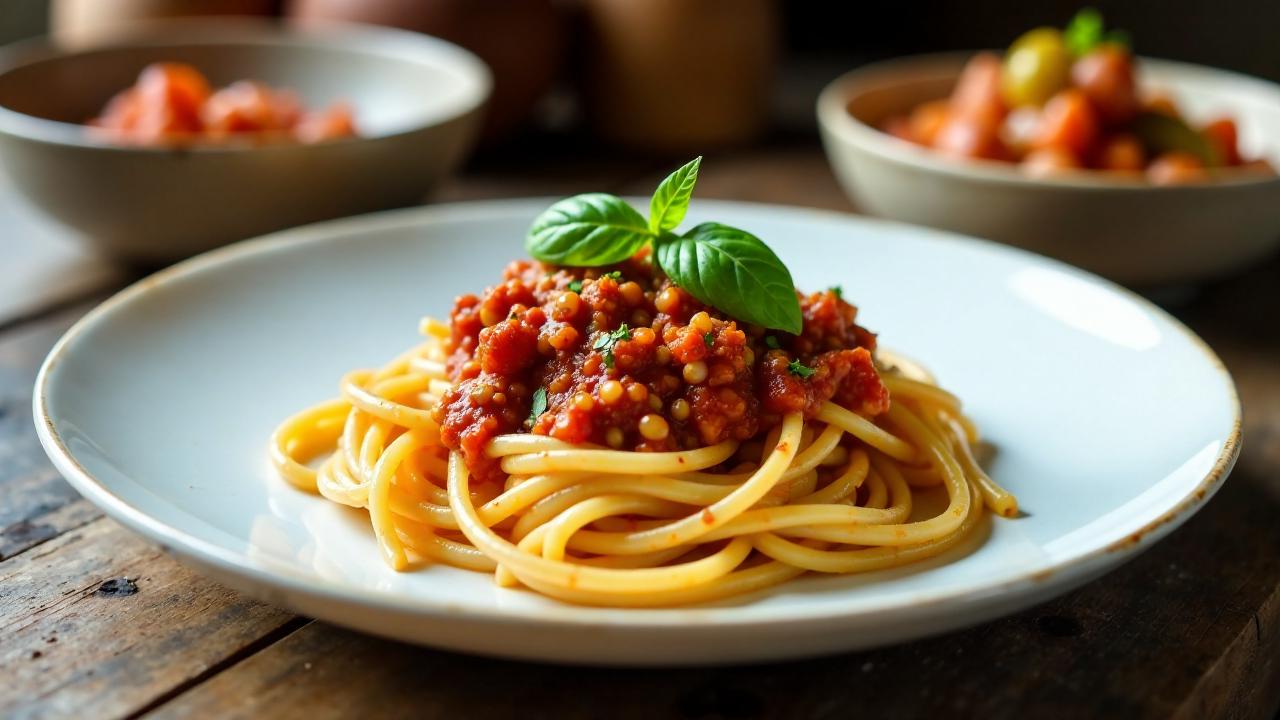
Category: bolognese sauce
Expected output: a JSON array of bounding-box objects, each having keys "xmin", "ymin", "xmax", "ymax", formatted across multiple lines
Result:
[{"xmin": 436, "ymin": 256, "xmax": 890, "ymax": 483}]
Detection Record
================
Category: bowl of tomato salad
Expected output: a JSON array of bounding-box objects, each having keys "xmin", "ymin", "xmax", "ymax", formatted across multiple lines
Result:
[
  {"xmin": 0, "ymin": 19, "xmax": 490, "ymax": 263},
  {"xmin": 817, "ymin": 9, "xmax": 1280, "ymax": 286}
]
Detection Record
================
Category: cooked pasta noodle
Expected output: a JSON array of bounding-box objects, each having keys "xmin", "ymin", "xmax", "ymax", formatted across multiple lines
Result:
[{"xmin": 271, "ymin": 318, "xmax": 1017, "ymax": 607}]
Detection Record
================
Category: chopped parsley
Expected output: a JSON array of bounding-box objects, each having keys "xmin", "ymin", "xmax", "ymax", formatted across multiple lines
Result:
[
  {"xmin": 703, "ymin": 331, "xmax": 715, "ymax": 348},
  {"xmin": 593, "ymin": 323, "xmax": 632, "ymax": 368},
  {"xmin": 829, "ymin": 285, "xmax": 843, "ymax": 300},
  {"xmin": 568, "ymin": 279, "xmax": 583, "ymax": 293},
  {"xmin": 788, "ymin": 359, "xmax": 815, "ymax": 378},
  {"xmin": 605, "ymin": 270, "xmax": 623, "ymax": 280},
  {"xmin": 765, "ymin": 335, "xmax": 780, "ymax": 350},
  {"xmin": 527, "ymin": 386, "xmax": 548, "ymax": 426}
]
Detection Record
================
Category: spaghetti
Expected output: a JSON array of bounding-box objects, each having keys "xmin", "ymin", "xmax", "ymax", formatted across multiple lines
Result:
[{"xmin": 270, "ymin": 272, "xmax": 1017, "ymax": 607}]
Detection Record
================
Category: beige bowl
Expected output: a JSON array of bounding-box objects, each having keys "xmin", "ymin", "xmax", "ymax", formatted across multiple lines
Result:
[
  {"xmin": 818, "ymin": 53, "xmax": 1280, "ymax": 286},
  {"xmin": 0, "ymin": 20, "xmax": 490, "ymax": 263}
]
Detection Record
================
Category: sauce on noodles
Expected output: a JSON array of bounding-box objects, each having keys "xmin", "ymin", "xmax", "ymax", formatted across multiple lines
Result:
[{"xmin": 437, "ymin": 257, "xmax": 889, "ymax": 483}]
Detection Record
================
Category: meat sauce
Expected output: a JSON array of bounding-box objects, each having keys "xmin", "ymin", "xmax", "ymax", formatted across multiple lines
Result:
[{"xmin": 436, "ymin": 257, "xmax": 890, "ymax": 482}]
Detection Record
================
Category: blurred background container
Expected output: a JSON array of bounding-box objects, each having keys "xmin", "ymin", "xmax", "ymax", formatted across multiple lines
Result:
[
  {"xmin": 284, "ymin": 0, "xmax": 565, "ymax": 143},
  {"xmin": 50, "ymin": 0, "xmax": 279, "ymax": 43},
  {"xmin": 2, "ymin": 0, "xmax": 1279, "ymax": 277},
  {"xmin": 4, "ymin": 0, "xmax": 1278, "ymax": 148},
  {"xmin": 0, "ymin": 20, "xmax": 489, "ymax": 262}
]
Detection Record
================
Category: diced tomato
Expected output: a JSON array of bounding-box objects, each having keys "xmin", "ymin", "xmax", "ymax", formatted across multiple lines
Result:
[
  {"xmin": 89, "ymin": 89, "xmax": 141, "ymax": 133},
  {"xmin": 1071, "ymin": 47, "xmax": 1139, "ymax": 125},
  {"xmin": 1240, "ymin": 158, "xmax": 1276, "ymax": 176},
  {"xmin": 1095, "ymin": 133, "xmax": 1145, "ymax": 172},
  {"xmin": 908, "ymin": 99, "xmax": 951, "ymax": 146},
  {"xmin": 1147, "ymin": 152, "xmax": 1207, "ymax": 185},
  {"xmin": 1021, "ymin": 147, "xmax": 1080, "ymax": 177},
  {"xmin": 135, "ymin": 62, "xmax": 209, "ymax": 136},
  {"xmin": 1201, "ymin": 118, "xmax": 1241, "ymax": 166},
  {"xmin": 1143, "ymin": 94, "xmax": 1179, "ymax": 117},
  {"xmin": 295, "ymin": 104, "xmax": 357, "ymax": 144},
  {"xmin": 932, "ymin": 57, "xmax": 1012, "ymax": 160},
  {"xmin": 880, "ymin": 115, "xmax": 916, "ymax": 143},
  {"xmin": 934, "ymin": 115, "xmax": 1007, "ymax": 160},
  {"xmin": 950, "ymin": 52, "xmax": 1007, "ymax": 124},
  {"xmin": 1000, "ymin": 106, "xmax": 1041, "ymax": 157},
  {"xmin": 1032, "ymin": 89, "xmax": 1099, "ymax": 157},
  {"xmin": 872, "ymin": 30, "xmax": 1264, "ymax": 181},
  {"xmin": 203, "ymin": 81, "xmax": 298, "ymax": 137},
  {"xmin": 87, "ymin": 62, "xmax": 356, "ymax": 146}
]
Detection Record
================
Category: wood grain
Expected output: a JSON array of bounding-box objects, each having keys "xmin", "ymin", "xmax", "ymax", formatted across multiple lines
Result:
[
  {"xmin": 0, "ymin": 305, "xmax": 105, "ymax": 561},
  {"xmin": 0, "ymin": 518, "xmax": 298, "ymax": 720},
  {"xmin": 0, "ymin": 295, "xmax": 299, "ymax": 720}
]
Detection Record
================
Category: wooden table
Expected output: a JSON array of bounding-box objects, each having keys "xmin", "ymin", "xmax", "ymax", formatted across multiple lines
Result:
[{"xmin": 3, "ymin": 138, "xmax": 1278, "ymax": 720}]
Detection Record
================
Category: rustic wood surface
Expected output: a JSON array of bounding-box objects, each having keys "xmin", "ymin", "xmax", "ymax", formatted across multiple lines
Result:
[{"xmin": 1, "ymin": 138, "xmax": 1278, "ymax": 720}]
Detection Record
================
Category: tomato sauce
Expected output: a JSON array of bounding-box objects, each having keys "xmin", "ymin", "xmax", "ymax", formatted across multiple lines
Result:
[{"xmin": 435, "ymin": 258, "xmax": 890, "ymax": 483}]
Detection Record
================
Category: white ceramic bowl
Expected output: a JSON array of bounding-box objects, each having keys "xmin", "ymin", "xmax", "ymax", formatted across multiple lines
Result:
[
  {"xmin": 0, "ymin": 20, "xmax": 490, "ymax": 264},
  {"xmin": 818, "ymin": 53, "xmax": 1280, "ymax": 286}
]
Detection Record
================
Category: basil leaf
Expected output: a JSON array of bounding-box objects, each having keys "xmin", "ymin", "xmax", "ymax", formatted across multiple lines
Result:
[
  {"xmin": 1064, "ymin": 7, "xmax": 1104, "ymax": 57},
  {"xmin": 527, "ymin": 193, "xmax": 652, "ymax": 266},
  {"xmin": 527, "ymin": 387, "xmax": 547, "ymax": 425},
  {"xmin": 649, "ymin": 156, "xmax": 702, "ymax": 234},
  {"xmin": 655, "ymin": 223, "xmax": 803, "ymax": 335}
]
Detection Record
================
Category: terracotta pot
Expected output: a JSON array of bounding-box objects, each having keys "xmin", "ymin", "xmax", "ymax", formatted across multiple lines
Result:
[
  {"xmin": 579, "ymin": 0, "xmax": 777, "ymax": 153},
  {"xmin": 51, "ymin": 0, "xmax": 278, "ymax": 45},
  {"xmin": 287, "ymin": 0, "xmax": 564, "ymax": 142}
]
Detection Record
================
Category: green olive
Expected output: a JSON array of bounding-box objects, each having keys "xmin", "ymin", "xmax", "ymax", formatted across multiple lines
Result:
[
  {"xmin": 1001, "ymin": 27, "xmax": 1072, "ymax": 108},
  {"xmin": 1132, "ymin": 111, "xmax": 1221, "ymax": 166}
]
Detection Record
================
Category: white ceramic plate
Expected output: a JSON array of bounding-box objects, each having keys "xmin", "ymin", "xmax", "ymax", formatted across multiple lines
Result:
[{"xmin": 34, "ymin": 199, "xmax": 1239, "ymax": 665}]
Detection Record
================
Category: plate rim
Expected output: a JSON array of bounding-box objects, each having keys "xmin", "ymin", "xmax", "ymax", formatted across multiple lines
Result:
[{"xmin": 32, "ymin": 197, "xmax": 1242, "ymax": 630}]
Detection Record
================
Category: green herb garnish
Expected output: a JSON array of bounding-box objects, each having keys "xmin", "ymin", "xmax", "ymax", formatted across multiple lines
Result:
[
  {"xmin": 829, "ymin": 285, "xmax": 843, "ymax": 300},
  {"xmin": 593, "ymin": 323, "xmax": 633, "ymax": 369},
  {"xmin": 765, "ymin": 336, "xmax": 780, "ymax": 350},
  {"xmin": 526, "ymin": 158, "xmax": 803, "ymax": 334},
  {"xmin": 568, "ymin": 279, "xmax": 583, "ymax": 293},
  {"xmin": 527, "ymin": 386, "xmax": 547, "ymax": 425},
  {"xmin": 1064, "ymin": 8, "xmax": 1129, "ymax": 57},
  {"xmin": 605, "ymin": 270, "xmax": 623, "ymax": 281},
  {"xmin": 703, "ymin": 332, "xmax": 715, "ymax": 348},
  {"xmin": 788, "ymin": 359, "xmax": 815, "ymax": 378},
  {"xmin": 649, "ymin": 155, "xmax": 701, "ymax": 233}
]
